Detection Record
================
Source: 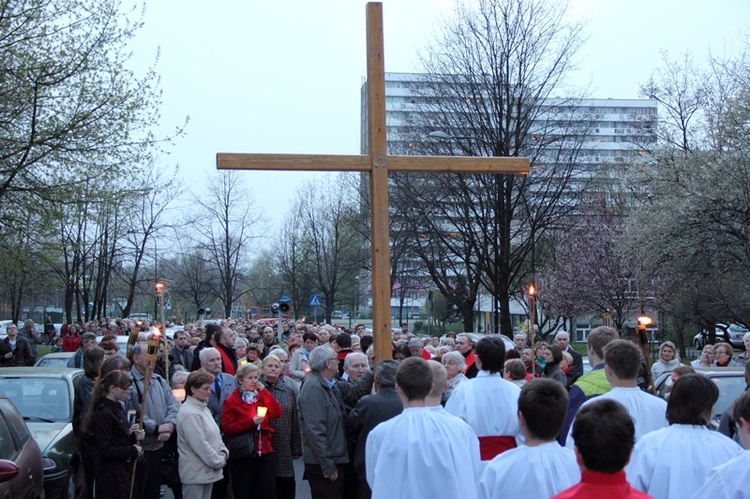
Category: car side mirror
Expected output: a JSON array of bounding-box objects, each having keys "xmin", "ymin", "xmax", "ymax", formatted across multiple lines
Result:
[{"xmin": 0, "ymin": 459, "xmax": 20, "ymax": 483}]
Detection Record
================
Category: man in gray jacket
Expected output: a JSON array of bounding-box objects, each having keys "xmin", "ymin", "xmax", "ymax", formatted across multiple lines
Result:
[
  {"xmin": 128, "ymin": 344, "xmax": 179, "ymax": 499},
  {"xmin": 299, "ymin": 345, "xmax": 349, "ymax": 499}
]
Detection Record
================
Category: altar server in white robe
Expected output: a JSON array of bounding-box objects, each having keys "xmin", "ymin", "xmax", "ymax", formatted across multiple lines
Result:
[
  {"xmin": 626, "ymin": 374, "xmax": 742, "ymax": 499},
  {"xmin": 566, "ymin": 340, "xmax": 668, "ymax": 449},
  {"xmin": 445, "ymin": 336, "xmax": 522, "ymax": 461},
  {"xmin": 693, "ymin": 389, "xmax": 750, "ymax": 499},
  {"xmin": 366, "ymin": 357, "xmax": 481, "ymax": 499},
  {"xmin": 479, "ymin": 379, "xmax": 579, "ymax": 499}
]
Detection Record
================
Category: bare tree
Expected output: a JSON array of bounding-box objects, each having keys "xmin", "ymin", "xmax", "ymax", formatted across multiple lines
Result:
[
  {"xmin": 391, "ymin": 0, "xmax": 589, "ymax": 335},
  {"xmin": 292, "ymin": 174, "xmax": 365, "ymax": 324},
  {"xmin": 192, "ymin": 171, "xmax": 262, "ymax": 318}
]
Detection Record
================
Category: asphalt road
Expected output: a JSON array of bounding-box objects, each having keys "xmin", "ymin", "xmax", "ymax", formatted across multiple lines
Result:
[{"xmin": 163, "ymin": 458, "xmax": 311, "ymax": 498}]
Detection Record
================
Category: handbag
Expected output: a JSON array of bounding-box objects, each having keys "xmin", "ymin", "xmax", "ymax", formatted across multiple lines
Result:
[{"xmin": 224, "ymin": 430, "xmax": 254, "ymax": 459}]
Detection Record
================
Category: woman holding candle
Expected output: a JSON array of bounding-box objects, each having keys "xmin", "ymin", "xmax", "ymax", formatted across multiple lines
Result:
[
  {"xmin": 82, "ymin": 370, "xmax": 144, "ymax": 499},
  {"xmin": 260, "ymin": 354, "xmax": 302, "ymax": 499},
  {"xmin": 176, "ymin": 371, "xmax": 228, "ymax": 499},
  {"xmin": 221, "ymin": 362, "xmax": 282, "ymax": 499}
]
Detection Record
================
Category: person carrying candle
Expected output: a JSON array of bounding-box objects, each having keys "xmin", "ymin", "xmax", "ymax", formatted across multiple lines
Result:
[{"xmin": 221, "ymin": 362, "xmax": 282, "ymax": 499}]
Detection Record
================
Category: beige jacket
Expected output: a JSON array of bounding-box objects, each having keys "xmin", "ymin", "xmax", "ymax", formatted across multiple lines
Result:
[{"xmin": 177, "ymin": 395, "xmax": 228, "ymax": 485}]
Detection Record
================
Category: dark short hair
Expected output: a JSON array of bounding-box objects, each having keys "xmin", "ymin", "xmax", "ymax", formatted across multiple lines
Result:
[
  {"xmin": 185, "ymin": 370, "xmax": 215, "ymax": 397},
  {"xmin": 98, "ymin": 336, "xmax": 119, "ymax": 352},
  {"xmin": 392, "ymin": 344, "xmax": 412, "ymax": 360},
  {"xmin": 335, "ymin": 333, "xmax": 352, "ymax": 349},
  {"xmin": 572, "ymin": 399, "xmax": 635, "ymax": 473},
  {"xmin": 360, "ymin": 335, "xmax": 374, "ymax": 353},
  {"xmin": 548, "ymin": 344, "xmax": 563, "ymax": 365},
  {"xmin": 587, "ymin": 326, "xmax": 619, "ymax": 359},
  {"xmin": 504, "ymin": 359, "xmax": 526, "ymax": 381},
  {"xmin": 375, "ymin": 359, "xmax": 399, "ymax": 388},
  {"xmin": 667, "ymin": 374, "xmax": 718, "ymax": 426},
  {"xmin": 474, "ymin": 336, "xmax": 505, "ymax": 374},
  {"xmin": 204, "ymin": 323, "xmax": 221, "ymax": 343},
  {"xmin": 604, "ymin": 340, "xmax": 641, "ymax": 380},
  {"xmin": 396, "ymin": 357, "xmax": 432, "ymax": 400},
  {"xmin": 732, "ymin": 389, "xmax": 750, "ymax": 424},
  {"xmin": 519, "ymin": 379, "xmax": 569, "ymax": 440},
  {"xmin": 302, "ymin": 332, "xmax": 318, "ymax": 343}
]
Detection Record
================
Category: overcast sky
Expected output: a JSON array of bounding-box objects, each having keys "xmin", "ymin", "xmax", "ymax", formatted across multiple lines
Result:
[{"xmin": 129, "ymin": 0, "xmax": 749, "ymax": 235}]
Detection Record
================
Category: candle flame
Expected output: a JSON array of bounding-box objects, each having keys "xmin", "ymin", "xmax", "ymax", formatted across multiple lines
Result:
[{"xmin": 528, "ymin": 284, "xmax": 535, "ymax": 296}]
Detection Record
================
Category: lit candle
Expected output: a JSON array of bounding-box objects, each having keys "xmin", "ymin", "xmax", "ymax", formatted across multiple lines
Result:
[{"xmin": 256, "ymin": 406, "xmax": 267, "ymax": 418}]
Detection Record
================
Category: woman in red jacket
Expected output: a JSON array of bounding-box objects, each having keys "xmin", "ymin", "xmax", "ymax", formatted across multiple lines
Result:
[
  {"xmin": 222, "ymin": 362, "xmax": 282, "ymax": 499},
  {"xmin": 62, "ymin": 325, "xmax": 81, "ymax": 353}
]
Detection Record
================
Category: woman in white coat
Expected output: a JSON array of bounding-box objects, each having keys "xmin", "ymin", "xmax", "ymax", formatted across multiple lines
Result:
[{"xmin": 177, "ymin": 371, "xmax": 229, "ymax": 499}]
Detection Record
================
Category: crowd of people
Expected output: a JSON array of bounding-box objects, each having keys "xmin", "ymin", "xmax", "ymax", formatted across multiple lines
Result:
[{"xmin": 10, "ymin": 314, "xmax": 745, "ymax": 499}]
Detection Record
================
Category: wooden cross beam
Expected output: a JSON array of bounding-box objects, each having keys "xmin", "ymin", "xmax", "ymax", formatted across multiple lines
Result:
[{"xmin": 217, "ymin": 2, "xmax": 529, "ymax": 362}]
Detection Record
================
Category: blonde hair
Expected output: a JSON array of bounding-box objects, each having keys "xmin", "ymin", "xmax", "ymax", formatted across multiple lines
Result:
[
  {"xmin": 260, "ymin": 354, "xmax": 281, "ymax": 370},
  {"xmin": 235, "ymin": 362, "xmax": 260, "ymax": 382}
]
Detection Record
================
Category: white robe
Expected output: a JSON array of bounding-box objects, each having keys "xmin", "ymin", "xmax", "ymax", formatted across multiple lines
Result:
[
  {"xmin": 565, "ymin": 386, "xmax": 668, "ymax": 449},
  {"xmin": 626, "ymin": 424, "xmax": 743, "ymax": 499},
  {"xmin": 692, "ymin": 450, "xmax": 750, "ymax": 499},
  {"xmin": 366, "ymin": 406, "xmax": 482, "ymax": 499},
  {"xmin": 445, "ymin": 371, "xmax": 522, "ymax": 449},
  {"xmin": 478, "ymin": 441, "xmax": 580, "ymax": 499}
]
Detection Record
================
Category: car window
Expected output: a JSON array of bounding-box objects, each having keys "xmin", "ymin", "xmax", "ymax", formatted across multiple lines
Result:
[
  {"xmin": 711, "ymin": 375, "xmax": 746, "ymax": 417},
  {"xmin": 0, "ymin": 399, "xmax": 31, "ymax": 459},
  {"xmin": 0, "ymin": 378, "xmax": 71, "ymax": 422}
]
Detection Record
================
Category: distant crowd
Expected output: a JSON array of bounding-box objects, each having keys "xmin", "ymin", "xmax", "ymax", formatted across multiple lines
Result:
[{"xmin": 4, "ymin": 316, "xmax": 750, "ymax": 499}]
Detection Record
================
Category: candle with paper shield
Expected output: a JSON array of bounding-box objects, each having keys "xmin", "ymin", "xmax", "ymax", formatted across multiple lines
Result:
[
  {"xmin": 256, "ymin": 406, "xmax": 268, "ymax": 418},
  {"xmin": 172, "ymin": 388, "xmax": 186, "ymax": 403}
]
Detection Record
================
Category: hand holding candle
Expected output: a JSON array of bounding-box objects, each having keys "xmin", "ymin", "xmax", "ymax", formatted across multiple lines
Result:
[{"xmin": 255, "ymin": 406, "xmax": 267, "ymax": 456}]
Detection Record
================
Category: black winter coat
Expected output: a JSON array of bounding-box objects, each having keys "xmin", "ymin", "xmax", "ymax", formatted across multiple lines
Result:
[{"xmin": 93, "ymin": 397, "xmax": 139, "ymax": 499}]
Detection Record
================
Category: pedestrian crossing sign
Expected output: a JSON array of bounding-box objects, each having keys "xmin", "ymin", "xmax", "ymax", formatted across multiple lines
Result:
[{"xmin": 309, "ymin": 294, "xmax": 322, "ymax": 307}]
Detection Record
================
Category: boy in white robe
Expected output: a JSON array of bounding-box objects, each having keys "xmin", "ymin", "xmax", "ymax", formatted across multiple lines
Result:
[
  {"xmin": 479, "ymin": 378, "xmax": 579, "ymax": 499},
  {"xmin": 366, "ymin": 357, "xmax": 482, "ymax": 499},
  {"xmin": 445, "ymin": 336, "xmax": 522, "ymax": 461},
  {"xmin": 565, "ymin": 340, "xmax": 668, "ymax": 448},
  {"xmin": 626, "ymin": 374, "xmax": 742, "ymax": 499},
  {"xmin": 693, "ymin": 389, "xmax": 750, "ymax": 499}
]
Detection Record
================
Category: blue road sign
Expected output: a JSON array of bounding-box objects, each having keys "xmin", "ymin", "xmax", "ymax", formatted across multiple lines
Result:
[
  {"xmin": 309, "ymin": 294, "xmax": 322, "ymax": 307},
  {"xmin": 280, "ymin": 294, "xmax": 291, "ymax": 303}
]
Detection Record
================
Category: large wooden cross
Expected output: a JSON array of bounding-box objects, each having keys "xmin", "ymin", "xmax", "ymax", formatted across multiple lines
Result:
[{"xmin": 217, "ymin": 2, "xmax": 529, "ymax": 362}]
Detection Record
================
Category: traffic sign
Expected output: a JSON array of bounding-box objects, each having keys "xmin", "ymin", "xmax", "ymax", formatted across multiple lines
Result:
[
  {"xmin": 309, "ymin": 294, "xmax": 322, "ymax": 307},
  {"xmin": 280, "ymin": 294, "xmax": 291, "ymax": 303}
]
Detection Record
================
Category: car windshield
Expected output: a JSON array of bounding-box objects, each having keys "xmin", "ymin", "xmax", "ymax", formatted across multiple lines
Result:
[
  {"xmin": 0, "ymin": 378, "xmax": 70, "ymax": 422},
  {"xmin": 35, "ymin": 357, "xmax": 69, "ymax": 368},
  {"xmin": 711, "ymin": 375, "xmax": 746, "ymax": 417}
]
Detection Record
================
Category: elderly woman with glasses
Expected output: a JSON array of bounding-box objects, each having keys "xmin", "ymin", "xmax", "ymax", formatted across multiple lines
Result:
[
  {"xmin": 714, "ymin": 342, "xmax": 739, "ymax": 367},
  {"xmin": 441, "ymin": 351, "xmax": 468, "ymax": 404}
]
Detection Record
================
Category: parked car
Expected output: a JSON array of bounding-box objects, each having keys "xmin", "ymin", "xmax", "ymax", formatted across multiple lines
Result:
[
  {"xmin": 694, "ymin": 323, "xmax": 749, "ymax": 349},
  {"xmin": 463, "ymin": 332, "xmax": 516, "ymax": 352},
  {"xmin": 0, "ymin": 394, "xmax": 45, "ymax": 498},
  {"xmin": 0, "ymin": 367, "xmax": 84, "ymax": 499},
  {"xmin": 34, "ymin": 352, "xmax": 76, "ymax": 368},
  {"xmin": 653, "ymin": 367, "xmax": 746, "ymax": 430}
]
